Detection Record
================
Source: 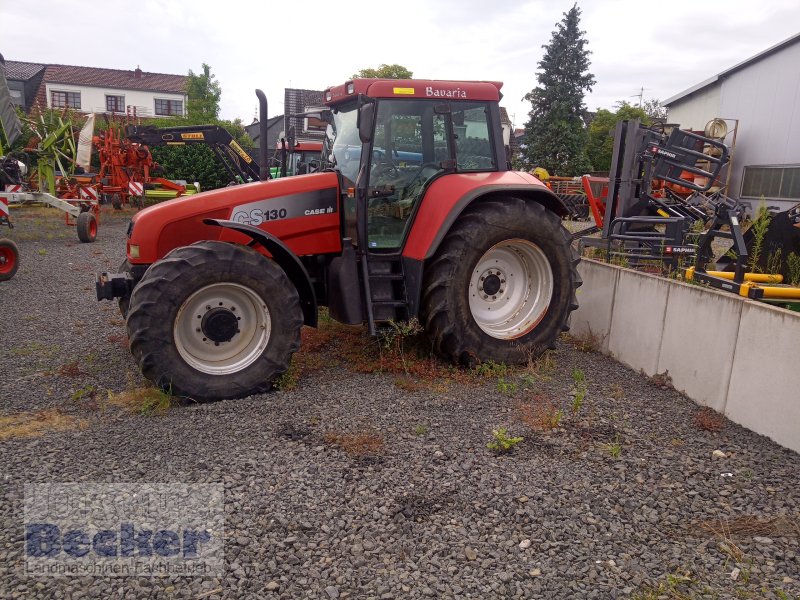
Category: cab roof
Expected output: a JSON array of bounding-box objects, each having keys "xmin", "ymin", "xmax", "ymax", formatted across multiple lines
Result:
[{"xmin": 323, "ymin": 79, "xmax": 503, "ymax": 105}]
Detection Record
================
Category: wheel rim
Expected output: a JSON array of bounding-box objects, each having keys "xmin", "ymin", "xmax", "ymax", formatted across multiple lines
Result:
[
  {"xmin": 0, "ymin": 246, "xmax": 16, "ymax": 274},
  {"xmin": 89, "ymin": 218, "xmax": 97, "ymax": 237},
  {"xmin": 468, "ymin": 238, "xmax": 554, "ymax": 340},
  {"xmin": 174, "ymin": 283, "xmax": 271, "ymax": 375}
]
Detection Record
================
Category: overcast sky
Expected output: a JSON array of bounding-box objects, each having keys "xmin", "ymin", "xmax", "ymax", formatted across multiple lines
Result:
[{"xmin": 3, "ymin": 0, "xmax": 799, "ymax": 129}]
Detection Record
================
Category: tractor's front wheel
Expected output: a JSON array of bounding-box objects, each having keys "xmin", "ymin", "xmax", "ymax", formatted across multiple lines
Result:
[
  {"xmin": 421, "ymin": 197, "xmax": 580, "ymax": 366},
  {"xmin": 0, "ymin": 238, "xmax": 19, "ymax": 281},
  {"xmin": 126, "ymin": 241, "xmax": 303, "ymax": 400}
]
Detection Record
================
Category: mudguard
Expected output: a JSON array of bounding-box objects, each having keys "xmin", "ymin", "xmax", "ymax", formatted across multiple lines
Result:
[
  {"xmin": 203, "ymin": 218, "xmax": 318, "ymax": 327},
  {"xmin": 402, "ymin": 171, "xmax": 568, "ymax": 261}
]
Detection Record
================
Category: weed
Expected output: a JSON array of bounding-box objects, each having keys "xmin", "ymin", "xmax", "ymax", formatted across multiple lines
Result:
[
  {"xmin": 572, "ymin": 369, "xmax": 586, "ymax": 386},
  {"xmin": 565, "ymin": 329, "xmax": 603, "ymax": 352},
  {"xmin": 474, "ymin": 360, "xmax": 508, "ymax": 378},
  {"xmin": 608, "ymin": 383, "xmax": 625, "ymax": 400},
  {"xmin": 787, "ymin": 252, "xmax": 800, "ymax": 286},
  {"xmin": 378, "ymin": 318, "xmax": 424, "ymax": 374},
  {"xmin": 0, "ymin": 409, "xmax": 84, "ymax": 440},
  {"xmin": 58, "ymin": 360, "xmax": 85, "ymax": 378},
  {"xmin": 107, "ymin": 387, "xmax": 173, "ymax": 415},
  {"xmin": 600, "ymin": 435, "xmax": 622, "ymax": 458},
  {"xmin": 519, "ymin": 394, "xmax": 563, "ymax": 431},
  {"xmin": 274, "ymin": 362, "xmax": 299, "ymax": 391},
  {"xmin": 413, "ymin": 424, "xmax": 429, "ymax": 436},
  {"xmin": 651, "ymin": 370, "xmax": 673, "ymax": 389},
  {"xmin": 486, "ymin": 427, "xmax": 523, "ymax": 454},
  {"xmin": 765, "ymin": 248, "xmax": 783, "ymax": 277},
  {"xmin": 519, "ymin": 373, "xmax": 537, "ymax": 390},
  {"xmin": 107, "ymin": 333, "xmax": 128, "ymax": 349},
  {"xmin": 324, "ymin": 430, "xmax": 384, "ymax": 456},
  {"xmin": 497, "ymin": 378, "xmax": 518, "ymax": 396},
  {"xmin": 571, "ymin": 387, "xmax": 587, "ymax": 416},
  {"xmin": 394, "ymin": 377, "xmax": 426, "ymax": 392},
  {"xmin": 631, "ymin": 570, "xmax": 696, "ymax": 600},
  {"xmin": 747, "ymin": 202, "xmax": 771, "ymax": 272},
  {"xmin": 9, "ymin": 341, "xmax": 61, "ymax": 358},
  {"xmin": 71, "ymin": 385, "xmax": 96, "ymax": 403},
  {"xmin": 37, "ymin": 248, "xmax": 47, "ymax": 256},
  {"xmin": 520, "ymin": 350, "xmax": 555, "ymax": 382},
  {"xmin": 693, "ymin": 407, "xmax": 725, "ymax": 432}
]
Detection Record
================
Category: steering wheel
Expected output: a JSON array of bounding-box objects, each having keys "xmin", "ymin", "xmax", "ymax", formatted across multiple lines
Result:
[
  {"xmin": 406, "ymin": 162, "xmax": 441, "ymax": 189},
  {"xmin": 371, "ymin": 159, "xmax": 399, "ymax": 180}
]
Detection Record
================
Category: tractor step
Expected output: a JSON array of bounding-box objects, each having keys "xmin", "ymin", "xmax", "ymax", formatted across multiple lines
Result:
[{"xmin": 364, "ymin": 255, "xmax": 409, "ymax": 327}]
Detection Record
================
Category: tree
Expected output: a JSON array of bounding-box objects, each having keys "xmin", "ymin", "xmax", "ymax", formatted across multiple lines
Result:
[
  {"xmin": 642, "ymin": 98, "xmax": 668, "ymax": 121},
  {"xmin": 586, "ymin": 101, "xmax": 650, "ymax": 172},
  {"xmin": 522, "ymin": 4, "xmax": 595, "ymax": 175},
  {"xmin": 352, "ymin": 64, "xmax": 413, "ymax": 79},
  {"xmin": 186, "ymin": 63, "xmax": 221, "ymax": 120}
]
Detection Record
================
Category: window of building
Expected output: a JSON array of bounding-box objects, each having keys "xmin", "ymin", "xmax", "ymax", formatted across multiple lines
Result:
[
  {"xmin": 304, "ymin": 107, "xmax": 326, "ymax": 132},
  {"xmin": 155, "ymin": 98, "xmax": 183, "ymax": 116},
  {"xmin": 106, "ymin": 95, "xmax": 125, "ymax": 113},
  {"xmin": 9, "ymin": 89, "xmax": 23, "ymax": 107},
  {"xmin": 51, "ymin": 91, "xmax": 81, "ymax": 109},
  {"xmin": 741, "ymin": 165, "xmax": 800, "ymax": 200},
  {"xmin": 452, "ymin": 103, "xmax": 495, "ymax": 171}
]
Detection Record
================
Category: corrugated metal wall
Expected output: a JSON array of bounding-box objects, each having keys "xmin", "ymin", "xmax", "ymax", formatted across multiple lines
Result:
[{"xmin": 666, "ymin": 40, "xmax": 800, "ymax": 212}]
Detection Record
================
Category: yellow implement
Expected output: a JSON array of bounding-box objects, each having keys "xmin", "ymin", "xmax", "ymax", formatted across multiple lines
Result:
[
  {"xmin": 685, "ymin": 267, "xmax": 800, "ymax": 300},
  {"xmin": 704, "ymin": 270, "xmax": 783, "ymax": 284}
]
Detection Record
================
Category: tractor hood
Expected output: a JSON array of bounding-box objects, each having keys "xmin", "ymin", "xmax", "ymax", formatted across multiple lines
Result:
[{"xmin": 127, "ymin": 172, "xmax": 342, "ymax": 264}]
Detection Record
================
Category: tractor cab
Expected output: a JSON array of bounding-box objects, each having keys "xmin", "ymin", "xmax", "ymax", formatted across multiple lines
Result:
[{"xmin": 321, "ymin": 79, "xmax": 507, "ymax": 251}]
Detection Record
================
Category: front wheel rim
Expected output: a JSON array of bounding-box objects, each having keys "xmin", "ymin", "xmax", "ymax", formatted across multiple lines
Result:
[
  {"xmin": 174, "ymin": 283, "xmax": 271, "ymax": 375},
  {"xmin": 0, "ymin": 246, "xmax": 16, "ymax": 274},
  {"xmin": 468, "ymin": 239, "xmax": 554, "ymax": 340}
]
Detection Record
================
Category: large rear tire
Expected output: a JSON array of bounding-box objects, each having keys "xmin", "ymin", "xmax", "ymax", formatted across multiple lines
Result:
[
  {"xmin": 0, "ymin": 238, "xmax": 19, "ymax": 281},
  {"xmin": 126, "ymin": 241, "xmax": 303, "ymax": 400},
  {"xmin": 421, "ymin": 197, "xmax": 580, "ymax": 366}
]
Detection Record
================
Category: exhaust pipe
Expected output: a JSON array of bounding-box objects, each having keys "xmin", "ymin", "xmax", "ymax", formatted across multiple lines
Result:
[{"xmin": 255, "ymin": 89, "xmax": 270, "ymax": 180}]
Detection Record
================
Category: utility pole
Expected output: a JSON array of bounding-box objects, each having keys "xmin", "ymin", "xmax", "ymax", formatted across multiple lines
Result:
[{"xmin": 631, "ymin": 86, "xmax": 648, "ymax": 107}]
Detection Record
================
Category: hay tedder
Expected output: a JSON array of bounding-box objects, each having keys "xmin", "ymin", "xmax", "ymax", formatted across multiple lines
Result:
[{"xmin": 97, "ymin": 81, "xmax": 581, "ymax": 400}]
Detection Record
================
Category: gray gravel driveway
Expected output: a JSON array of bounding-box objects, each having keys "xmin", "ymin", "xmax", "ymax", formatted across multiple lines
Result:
[{"xmin": 1, "ymin": 207, "xmax": 798, "ymax": 599}]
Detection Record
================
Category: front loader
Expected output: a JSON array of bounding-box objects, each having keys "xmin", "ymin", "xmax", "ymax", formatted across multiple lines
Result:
[{"xmin": 96, "ymin": 79, "xmax": 581, "ymax": 400}]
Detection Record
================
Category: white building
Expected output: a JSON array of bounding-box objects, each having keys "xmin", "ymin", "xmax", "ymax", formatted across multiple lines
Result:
[
  {"xmin": 663, "ymin": 33, "xmax": 800, "ymax": 213},
  {"xmin": 6, "ymin": 60, "xmax": 187, "ymax": 118}
]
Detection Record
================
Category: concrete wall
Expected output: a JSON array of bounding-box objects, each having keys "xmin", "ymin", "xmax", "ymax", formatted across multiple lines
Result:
[{"xmin": 570, "ymin": 259, "xmax": 799, "ymax": 453}]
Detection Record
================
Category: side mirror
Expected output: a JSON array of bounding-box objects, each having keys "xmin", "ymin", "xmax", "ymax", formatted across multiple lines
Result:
[{"xmin": 358, "ymin": 103, "xmax": 374, "ymax": 144}]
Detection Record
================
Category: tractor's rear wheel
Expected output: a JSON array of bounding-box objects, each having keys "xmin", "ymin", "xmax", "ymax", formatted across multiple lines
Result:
[
  {"xmin": 77, "ymin": 211, "xmax": 97, "ymax": 243},
  {"xmin": 0, "ymin": 238, "xmax": 20, "ymax": 281},
  {"xmin": 421, "ymin": 197, "xmax": 580, "ymax": 366},
  {"xmin": 126, "ymin": 241, "xmax": 303, "ymax": 400}
]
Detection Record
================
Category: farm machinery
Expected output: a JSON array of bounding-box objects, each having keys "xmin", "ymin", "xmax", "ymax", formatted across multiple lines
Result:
[
  {"xmin": 96, "ymin": 80, "xmax": 581, "ymax": 401},
  {"xmin": 1, "ymin": 61, "xmax": 100, "ymax": 247},
  {"xmin": 571, "ymin": 119, "xmax": 800, "ymax": 302}
]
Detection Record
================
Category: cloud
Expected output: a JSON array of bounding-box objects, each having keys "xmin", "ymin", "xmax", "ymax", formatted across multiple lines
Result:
[{"xmin": 3, "ymin": 0, "xmax": 799, "ymax": 130}]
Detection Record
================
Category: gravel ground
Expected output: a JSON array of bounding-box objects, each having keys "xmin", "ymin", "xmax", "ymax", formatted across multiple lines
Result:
[{"xmin": 1, "ymin": 207, "xmax": 799, "ymax": 599}]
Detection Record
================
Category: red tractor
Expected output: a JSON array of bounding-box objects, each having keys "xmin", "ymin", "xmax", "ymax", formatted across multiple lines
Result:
[{"xmin": 96, "ymin": 79, "xmax": 581, "ymax": 400}]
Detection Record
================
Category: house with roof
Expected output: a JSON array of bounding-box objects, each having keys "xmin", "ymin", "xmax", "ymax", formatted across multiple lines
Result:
[
  {"xmin": 663, "ymin": 33, "xmax": 800, "ymax": 213},
  {"xmin": 4, "ymin": 59, "xmax": 187, "ymax": 118}
]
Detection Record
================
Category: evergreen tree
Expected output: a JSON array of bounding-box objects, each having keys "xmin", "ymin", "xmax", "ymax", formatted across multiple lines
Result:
[{"xmin": 522, "ymin": 4, "xmax": 595, "ymax": 175}]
